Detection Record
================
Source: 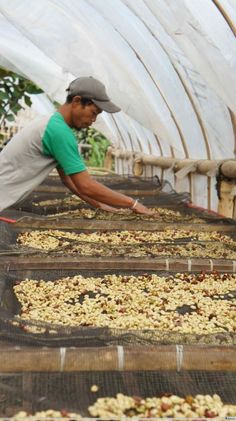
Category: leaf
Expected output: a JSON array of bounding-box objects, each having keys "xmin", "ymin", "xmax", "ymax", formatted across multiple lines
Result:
[
  {"xmin": 6, "ymin": 114, "xmax": 15, "ymax": 122},
  {"xmin": 24, "ymin": 81, "xmax": 43, "ymax": 94},
  {"xmin": 11, "ymin": 103, "xmax": 23, "ymax": 114},
  {"xmin": 12, "ymin": 90, "xmax": 22, "ymax": 99},
  {"xmin": 0, "ymin": 91, "xmax": 8, "ymax": 100},
  {"xmin": 24, "ymin": 94, "xmax": 32, "ymax": 107}
]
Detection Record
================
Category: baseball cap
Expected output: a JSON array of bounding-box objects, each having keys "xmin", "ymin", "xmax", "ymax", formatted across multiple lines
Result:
[{"xmin": 66, "ymin": 76, "xmax": 121, "ymax": 113}]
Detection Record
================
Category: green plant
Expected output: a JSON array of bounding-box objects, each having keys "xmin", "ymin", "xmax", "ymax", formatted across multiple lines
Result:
[
  {"xmin": 76, "ymin": 127, "xmax": 110, "ymax": 167},
  {"xmin": 0, "ymin": 67, "xmax": 43, "ymax": 128}
]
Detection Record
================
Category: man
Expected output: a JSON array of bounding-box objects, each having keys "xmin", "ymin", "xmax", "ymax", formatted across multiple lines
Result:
[{"xmin": 0, "ymin": 76, "xmax": 153, "ymax": 215}]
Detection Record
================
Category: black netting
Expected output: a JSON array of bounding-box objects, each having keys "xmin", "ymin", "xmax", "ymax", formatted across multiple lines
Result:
[
  {"xmin": 8, "ymin": 198, "xmax": 235, "ymax": 226},
  {"xmin": 11, "ymin": 186, "xmax": 192, "ymax": 216},
  {"xmin": 34, "ymin": 174, "xmax": 164, "ymax": 195},
  {"xmin": 11, "ymin": 192, "xmax": 91, "ymax": 215},
  {"xmin": 92, "ymin": 175, "xmax": 161, "ymax": 190},
  {"xmin": 12, "ymin": 175, "xmax": 190, "ymax": 209},
  {"xmin": 11, "ymin": 193, "xmax": 177, "ymax": 214},
  {"xmin": 39, "ymin": 174, "xmax": 161, "ymax": 190},
  {"xmin": 0, "ymin": 370, "xmax": 235, "ymax": 416},
  {"xmin": 0, "ymin": 269, "xmax": 235, "ymax": 347},
  {"xmin": 0, "ymin": 222, "xmax": 19, "ymax": 254}
]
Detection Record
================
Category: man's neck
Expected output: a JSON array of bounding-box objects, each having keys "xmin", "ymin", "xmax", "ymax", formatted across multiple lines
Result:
[{"xmin": 57, "ymin": 104, "xmax": 72, "ymax": 127}]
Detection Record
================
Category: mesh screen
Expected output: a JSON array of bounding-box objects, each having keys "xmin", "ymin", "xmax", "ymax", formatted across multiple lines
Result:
[
  {"xmin": 0, "ymin": 269, "xmax": 235, "ymax": 347},
  {"xmin": 12, "ymin": 186, "xmax": 192, "ymax": 216},
  {"xmin": 0, "ymin": 370, "xmax": 235, "ymax": 416},
  {"xmin": 39, "ymin": 174, "xmax": 161, "ymax": 190},
  {"xmin": 34, "ymin": 175, "xmax": 165, "ymax": 196},
  {"xmin": 12, "ymin": 192, "xmax": 90, "ymax": 215},
  {"xmin": 12, "ymin": 175, "xmax": 190, "ymax": 208},
  {"xmin": 9, "ymin": 196, "xmax": 235, "ymax": 225},
  {"xmin": 0, "ymin": 222, "xmax": 18, "ymax": 253}
]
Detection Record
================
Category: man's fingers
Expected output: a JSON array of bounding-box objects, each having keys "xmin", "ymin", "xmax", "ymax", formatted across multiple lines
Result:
[{"xmin": 133, "ymin": 203, "xmax": 155, "ymax": 215}]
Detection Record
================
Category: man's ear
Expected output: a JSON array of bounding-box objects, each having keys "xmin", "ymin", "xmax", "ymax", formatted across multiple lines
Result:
[{"xmin": 72, "ymin": 96, "xmax": 81, "ymax": 105}]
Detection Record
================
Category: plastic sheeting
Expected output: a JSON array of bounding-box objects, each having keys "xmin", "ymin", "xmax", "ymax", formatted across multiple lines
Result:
[{"xmin": 0, "ymin": 0, "xmax": 235, "ymax": 208}]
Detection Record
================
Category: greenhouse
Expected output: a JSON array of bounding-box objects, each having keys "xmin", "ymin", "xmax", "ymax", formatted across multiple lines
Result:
[{"xmin": 0, "ymin": 0, "xmax": 236, "ymax": 418}]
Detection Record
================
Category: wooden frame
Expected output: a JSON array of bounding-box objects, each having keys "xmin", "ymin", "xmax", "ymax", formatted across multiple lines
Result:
[
  {"xmin": 0, "ymin": 255, "xmax": 235, "ymax": 272},
  {"xmin": 0, "ymin": 344, "xmax": 235, "ymax": 372}
]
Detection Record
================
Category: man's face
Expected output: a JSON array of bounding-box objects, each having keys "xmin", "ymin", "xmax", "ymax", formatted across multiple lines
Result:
[{"xmin": 71, "ymin": 97, "xmax": 102, "ymax": 129}]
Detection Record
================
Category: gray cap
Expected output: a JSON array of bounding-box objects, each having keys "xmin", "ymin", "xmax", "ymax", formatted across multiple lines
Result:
[{"xmin": 66, "ymin": 76, "xmax": 121, "ymax": 113}]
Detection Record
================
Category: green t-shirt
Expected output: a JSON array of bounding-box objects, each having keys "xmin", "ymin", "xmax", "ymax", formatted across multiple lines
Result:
[{"xmin": 42, "ymin": 112, "xmax": 86, "ymax": 175}]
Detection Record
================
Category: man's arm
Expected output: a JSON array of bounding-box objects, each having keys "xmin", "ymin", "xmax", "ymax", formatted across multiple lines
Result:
[
  {"xmin": 58, "ymin": 168, "xmax": 154, "ymax": 215},
  {"xmin": 69, "ymin": 170, "xmax": 154, "ymax": 214},
  {"xmin": 57, "ymin": 168, "xmax": 103, "ymax": 208}
]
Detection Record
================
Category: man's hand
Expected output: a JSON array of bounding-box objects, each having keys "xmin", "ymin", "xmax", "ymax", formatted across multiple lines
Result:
[
  {"xmin": 99, "ymin": 203, "xmax": 120, "ymax": 213},
  {"xmin": 132, "ymin": 201, "xmax": 156, "ymax": 215}
]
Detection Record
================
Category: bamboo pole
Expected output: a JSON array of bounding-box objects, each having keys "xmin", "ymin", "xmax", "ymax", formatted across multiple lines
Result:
[
  {"xmin": 110, "ymin": 148, "xmax": 236, "ymax": 181},
  {"xmin": 134, "ymin": 153, "xmax": 175, "ymax": 169},
  {"xmin": 221, "ymin": 160, "xmax": 236, "ymax": 179},
  {"xmin": 197, "ymin": 160, "xmax": 221, "ymax": 176},
  {"xmin": 104, "ymin": 147, "xmax": 114, "ymax": 171},
  {"xmin": 133, "ymin": 159, "xmax": 143, "ymax": 176},
  {"xmin": 218, "ymin": 181, "xmax": 235, "ymax": 218}
]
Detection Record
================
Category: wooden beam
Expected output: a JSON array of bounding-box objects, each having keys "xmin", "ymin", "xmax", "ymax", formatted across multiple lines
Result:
[
  {"xmin": 218, "ymin": 180, "xmax": 235, "ymax": 218},
  {"xmin": 197, "ymin": 160, "xmax": 220, "ymax": 176},
  {"xmin": 0, "ymin": 345, "xmax": 235, "ymax": 372},
  {"xmin": 109, "ymin": 148, "xmax": 236, "ymax": 181},
  {"xmin": 0, "ymin": 255, "xmax": 235, "ymax": 272},
  {"xmin": 133, "ymin": 159, "xmax": 143, "ymax": 176},
  {"xmin": 135, "ymin": 154, "xmax": 175, "ymax": 169},
  {"xmin": 221, "ymin": 161, "xmax": 236, "ymax": 180},
  {"xmin": 104, "ymin": 148, "xmax": 114, "ymax": 171}
]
